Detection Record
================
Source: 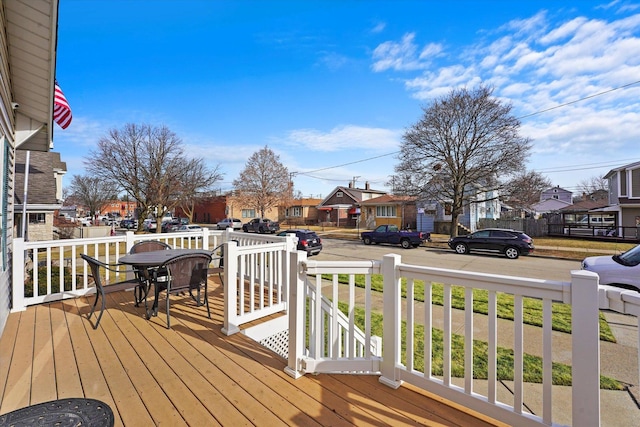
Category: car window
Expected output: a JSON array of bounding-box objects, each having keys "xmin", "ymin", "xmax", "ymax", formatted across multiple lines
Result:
[
  {"xmin": 472, "ymin": 230, "xmax": 490, "ymax": 238},
  {"xmin": 620, "ymin": 245, "xmax": 640, "ymax": 266},
  {"xmin": 490, "ymin": 230, "xmax": 513, "ymax": 238}
]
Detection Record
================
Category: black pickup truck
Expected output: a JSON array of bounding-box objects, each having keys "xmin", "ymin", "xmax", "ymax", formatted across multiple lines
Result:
[
  {"xmin": 242, "ymin": 218, "xmax": 280, "ymax": 234},
  {"xmin": 361, "ymin": 224, "xmax": 430, "ymax": 249}
]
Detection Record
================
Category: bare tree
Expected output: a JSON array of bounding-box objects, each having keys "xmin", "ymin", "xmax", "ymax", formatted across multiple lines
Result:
[
  {"xmin": 504, "ymin": 170, "xmax": 552, "ymax": 210},
  {"xmin": 392, "ymin": 86, "xmax": 531, "ymax": 236},
  {"xmin": 68, "ymin": 175, "xmax": 118, "ymax": 222},
  {"xmin": 85, "ymin": 123, "xmax": 223, "ymax": 232},
  {"xmin": 232, "ymin": 146, "xmax": 291, "ymax": 218},
  {"xmin": 577, "ymin": 175, "xmax": 608, "ymax": 199}
]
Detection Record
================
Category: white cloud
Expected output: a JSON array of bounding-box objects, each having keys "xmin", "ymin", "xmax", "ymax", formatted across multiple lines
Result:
[
  {"xmin": 281, "ymin": 125, "xmax": 401, "ymax": 152},
  {"xmin": 371, "ymin": 33, "xmax": 443, "ymax": 72},
  {"xmin": 369, "ymin": 7, "xmax": 640, "ymax": 187}
]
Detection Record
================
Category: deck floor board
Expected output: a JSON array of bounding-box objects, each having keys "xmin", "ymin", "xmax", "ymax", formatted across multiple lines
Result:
[{"xmin": 0, "ymin": 280, "xmax": 501, "ymax": 426}]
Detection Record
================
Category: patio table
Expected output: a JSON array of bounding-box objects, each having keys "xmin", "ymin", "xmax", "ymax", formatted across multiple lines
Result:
[{"xmin": 119, "ymin": 248, "xmax": 212, "ymax": 318}]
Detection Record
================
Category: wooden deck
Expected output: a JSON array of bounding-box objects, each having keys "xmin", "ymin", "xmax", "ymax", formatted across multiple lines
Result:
[{"xmin": 0, "ymin": 279, "xmax": 503, "ymax": 426}]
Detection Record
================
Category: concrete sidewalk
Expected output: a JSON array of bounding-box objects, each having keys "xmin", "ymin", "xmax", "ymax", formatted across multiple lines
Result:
[{"xmin": 325, "ymin": 281, "xmax": 640, "ymax": 426}]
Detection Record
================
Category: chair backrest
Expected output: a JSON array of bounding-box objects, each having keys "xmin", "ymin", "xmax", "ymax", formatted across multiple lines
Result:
[
  {"xmin": 163, "ymin": 253, "xmax": 212, "ymax": 293},
  {"xmin": 80, "ymin": 253, "xmax": 106, "ymax": 289},
  {"xmin": 130, "ymin": 240, "xmax": 171, "ymax": 254}
]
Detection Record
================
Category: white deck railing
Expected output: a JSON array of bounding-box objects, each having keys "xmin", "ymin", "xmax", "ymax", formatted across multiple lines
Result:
[
  {"xmin": 220, "ymin": 236, "xmax": 297, "ymax": 335},
  {"xmin": 11, "ymin": 228, "xmax": 276, "ymax": 310},
  {"xmin": 286, "ymin": 251, "xmax": 604, "ymax": 427}
]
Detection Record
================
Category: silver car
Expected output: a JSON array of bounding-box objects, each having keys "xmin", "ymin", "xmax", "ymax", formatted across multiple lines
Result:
[
  {"xmin": 217, "ymin": 218, "xmax": 242, "ymax": 230},
  {"xmin": 582, "ymin": 244, "xmax": 640, "ymax": 291}
]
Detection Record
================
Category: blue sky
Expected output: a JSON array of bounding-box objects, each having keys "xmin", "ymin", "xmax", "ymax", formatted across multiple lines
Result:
[{"xmin": 54, "ymin": 0, "xmax": 640, "ymax": 199}]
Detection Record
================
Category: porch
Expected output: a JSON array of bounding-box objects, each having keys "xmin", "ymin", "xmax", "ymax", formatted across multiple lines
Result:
[
  {"xmin": 2, "ymin": 228, "xmax": 638, "ymax": 426},
  {"xmin": 0, "ymin": 279, "xmax": 497, "ymax": 426}
]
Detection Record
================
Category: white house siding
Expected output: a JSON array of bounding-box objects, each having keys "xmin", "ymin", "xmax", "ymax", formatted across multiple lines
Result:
[{"xmin": 0, "ymin": 67, "xmax": 15, "ymax": 334}]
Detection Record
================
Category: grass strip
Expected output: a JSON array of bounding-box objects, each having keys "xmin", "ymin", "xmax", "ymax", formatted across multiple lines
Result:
[
  {"xmin": 324, "ymin": 273, "xmax": 616, "ymax": 342},
  {"xmin": 344, "ymin": 302, "xmax": 622, "ymax": 390}
]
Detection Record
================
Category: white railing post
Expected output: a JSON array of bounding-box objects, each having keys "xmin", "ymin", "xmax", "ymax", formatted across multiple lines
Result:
[
  {"xmin": 571, "ymin": 270, "xmax": 601, "ymax": 426},
  {"xmin": 379, "ymin": 253, "xmax": 402, "ymax": 389},
  {"xmin": 201, "ymin": 227, "xmax": 210, "ymax": 249},
  {"xmin": 11, "ymin": 237, "xmax": 26, "ymax": 312},
  {"xmin": 281, "ymin": 234, "xmax": 297, "ymax": 303},
  {"xmin": 124, "ymin": 231, "xmax": 136, "ymax": 252},
  {"xmin": 222, "ymin": 240, "xmax": 240, "ymax": 335},
  {"xmin": 285, "ymin": 249, "xmax": 307, "ymax": 379}
]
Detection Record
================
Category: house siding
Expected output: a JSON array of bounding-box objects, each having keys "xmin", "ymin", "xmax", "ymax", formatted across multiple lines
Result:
[
  {"xmin": 0, "ymin": 10, "xmax": 14, "ymax": 334},
  {"xmin": 632, "ymin": 168, "xmax": 640, "ymax": 198}
]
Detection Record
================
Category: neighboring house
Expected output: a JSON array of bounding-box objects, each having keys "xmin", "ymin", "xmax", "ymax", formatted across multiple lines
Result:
[
  {"xmin": 318, "ymin": 182, "xmax": 386, "ymax": 228},
  {"xmin": 98, "ymin": 200, "xmax": 138, "ymax": 219},
  {"xmin": 177, "ymin": 193, "xmax": 279, "ymax": 224},
  {"xmin": 603, "ymin": 161, "xmax": 640, "ymax": 238},
  {"xmin": 540, "ymin": 186, "xmax": 573, "ymax": 203},
  {"xmin": 14, "ymin": 151, "xmax": 66, "ymax": 241},
  {"xmin": 532, "ymin": 186, "xmax": 573, "ymax": 215},
  {"xmin": 360, "ymin": 194, "xmax": 418, "ymax": 230},
  {"xmin": 0, "ymin": 0, "xmax": 59, "ymax": 335},
  {"xmin": 280, "ymin": 198, "xmax": 322, "ymax": 226},
  {"xmin": 418, "ymin": 184, "xmax": 501, "ymax": 234}
]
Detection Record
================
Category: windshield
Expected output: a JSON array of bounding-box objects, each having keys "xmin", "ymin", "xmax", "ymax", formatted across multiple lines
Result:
[{"xmin": 618, "ymin": 244, "xmax": 640, "ymax": 266}]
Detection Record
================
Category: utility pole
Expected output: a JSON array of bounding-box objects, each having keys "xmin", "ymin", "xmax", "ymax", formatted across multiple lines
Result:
[{"xmin": 352, "ymin": 176, "xmax": 360, "ymax": 188}]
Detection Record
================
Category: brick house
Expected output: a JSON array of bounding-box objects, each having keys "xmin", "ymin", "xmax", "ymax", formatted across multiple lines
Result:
[
  {"xmin": 318, "ymin": 182, "xmax": 386, "ymax": 228},
  {"xmin": 360, "ymin": 194, "xmax": 418, "ymax": 230}
]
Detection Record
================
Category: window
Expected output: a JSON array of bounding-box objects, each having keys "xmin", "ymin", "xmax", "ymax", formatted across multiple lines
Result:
[
  {"xmin": 375, "ymin": 205, "xmax": 396, "ymax": 217},
  {"xmin": 336, "ymin": 191, "xmax": 343, "ymax": 198},
  {"xmin": 28, "ymin": 213, "xmax": 46, "ymax": 224},
  {"xmin": 287, "ymin": 207, "xmax": 302, "ymax": 217},
  {"xmin": 444, "ymin": 203, "xmax": 452, "ymax": 216},
  {"xmin": 552, "ymin": 195, "xmax": 558, "ymax": 199},
  {"xmin": 241, "ymin": 209, "xmax": 256, "ymax": 218}
]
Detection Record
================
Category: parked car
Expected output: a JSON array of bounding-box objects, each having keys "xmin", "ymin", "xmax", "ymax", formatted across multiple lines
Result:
[
  {"xmin": 79, "ymin": 217, "xmax": 92, "ymax": 227},
  {"xmin": 277, "ymin": 229, "xmax": 323, "ymax": 256},
  {"xmin": 161, "ymin": 219, "xmax": 182, "ymax": 233},
  {"xmin": 120, "ymin": 219, "xmax": 137, "ymax": 229},
  {"xmin": 143, "ymin": 219, "xmax": 157, "ymax": 231},
  {"xmin": 175, "ymin": 224, "xmax": 202, "ymax": 233},
  {"xmin": 447, "ymin": 228, "xmax": 534, "ymax": 259},
  {"xmin": 242, "ymin": 218, "xmax": 280, "ymax": 234},
  {"xmin": 217, "ymin": 218, "xmax": 242, "ymax": 230},
  {"xmin": 582, "ymin": 244, "xmax": 640, "ymax": 291},
  {"xmin": 361, "ymin": 224, "xmax": 430, "ymax": 249}
]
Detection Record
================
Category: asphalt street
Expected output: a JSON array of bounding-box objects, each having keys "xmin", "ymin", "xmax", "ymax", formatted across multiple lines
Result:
[{"xmin": 314, "ymin": 237, "xmax": 582, "ymax": 282}]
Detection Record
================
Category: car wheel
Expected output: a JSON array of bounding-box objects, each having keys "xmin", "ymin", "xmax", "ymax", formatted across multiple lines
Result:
[
  {"xmin": 505, "ymin": 246, "xmax": 520, "ymax": 259},
  {"xmin": 454, "ymin": 243, "xmax": 468, "ymax": 255},
  {"xmin": 363, "ymin": 237, "xmax": 372, "ymax": 245},
  {"xmin": 400, "ymin": 239, "xmax": 411, "ymax": 249}
]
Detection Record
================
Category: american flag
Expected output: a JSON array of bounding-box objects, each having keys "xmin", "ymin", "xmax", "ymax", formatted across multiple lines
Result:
[{"xmin": 53, "ymin": 81, "xmax": 72, "ymax": 129}]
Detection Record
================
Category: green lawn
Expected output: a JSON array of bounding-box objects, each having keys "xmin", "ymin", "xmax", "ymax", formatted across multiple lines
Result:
[
  {"xmin": 325, "ymin": 273, "xmax": 616, "ymax": 342},
  {"xmin": 343, "ymin": 302, "xmax": 622, "ymax": 390}
]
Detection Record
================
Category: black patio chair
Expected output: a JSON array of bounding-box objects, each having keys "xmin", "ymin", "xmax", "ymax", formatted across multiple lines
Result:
[
  {"xmin": 152, "ymin": 252, "xmax": 213, "ymax": 328},
  {"xmin": 80, "ymin": 254, "xmax": 141, "ymax": 329},
  {"xmin": 209, "ymin": 243, "xmax": 225, "ymax": 283},
  {"xmin": 129, "ymin": 240, "xmax": 172, "ymax": 305}
]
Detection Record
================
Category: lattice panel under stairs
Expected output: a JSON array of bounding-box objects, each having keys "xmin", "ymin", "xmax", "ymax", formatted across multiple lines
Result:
[{"xmin": 259, "ymin": 330, "xmax": 289, "ymax": 359}]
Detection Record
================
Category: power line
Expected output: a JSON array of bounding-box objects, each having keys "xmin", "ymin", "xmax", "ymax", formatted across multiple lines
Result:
[
  {"xmin": 518, "ymin": 80, "xmax": 640, "ymax": 119},
  {"xmin": 290, "ymin": 80, "xmax": 640, "ymax": 180}
]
